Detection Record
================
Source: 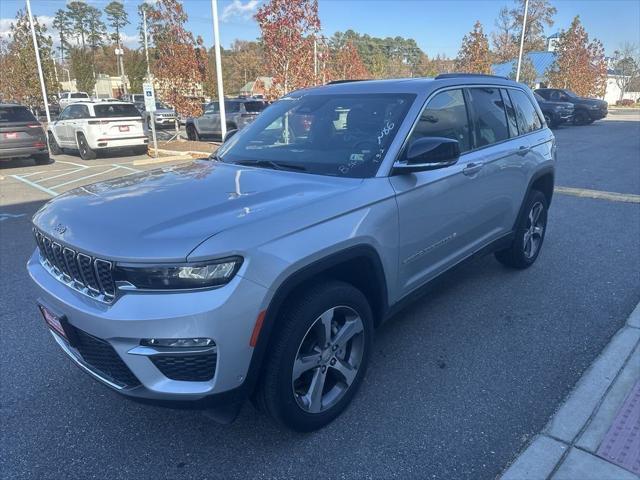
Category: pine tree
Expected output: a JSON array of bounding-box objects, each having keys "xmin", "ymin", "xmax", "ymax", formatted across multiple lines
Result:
[
  {"xmin": 509, "ymin": 55, "xmax": 537, "ymax": 88},
  {"xmin": 52, "ymin": 9, "xmax": 72, "ymax": 63},
  {"xmin": 1, "ymin": 10, "xmax": 59, "ymax": 107}
]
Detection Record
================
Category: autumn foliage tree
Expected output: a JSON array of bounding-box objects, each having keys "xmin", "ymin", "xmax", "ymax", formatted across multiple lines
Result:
[
  {"xmin": 456, "ymin": 21, "xmax": 492, "ymax": 74},
  {"xmin": 329, "ymin": 41, "xmax": 369, "ymax": 81},
  {"xmin": 255, "ymin": 0, "xmax": 320, "ymax": 97},
  {"xmin": 145, "ymin": 0, "xmax": 208, "ymax": 116},
  {"xmin": 547, "ymin": 16, "xmax": 607, "ymax": 97},
  {"xmin": 509, "ymin": 55, "xmax": 537, "ymax": 88}
]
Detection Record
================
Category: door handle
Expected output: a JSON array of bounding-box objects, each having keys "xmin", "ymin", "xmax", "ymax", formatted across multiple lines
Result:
[
  {"xmin": 463, "ymin": 163, "xmax": 483, "ymax": 176},
  {"xmin": 517, "ymin": 145, "xmax": 531, "ymax": 155}
]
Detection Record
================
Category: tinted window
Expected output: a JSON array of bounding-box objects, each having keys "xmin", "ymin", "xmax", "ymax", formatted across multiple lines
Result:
[
  {"xmin": 225, "ymin": 102, "xmax": 240, "ymax": 113},
  {"xmin": 94, "ymin": 104, "xmax": 141, "ymax": 117},
  {"xmin": 501, "ymin": 89, "xmax": 519, "ymax": 137},
  {"xmin": 244, "ymin": 101, "xmax": 266, "ymax": 113},
  {"xmin": 0, "ymin": 106, "xmax": 37, "ymax": 123},
  {"xmin": 71, "ymin": 93, "xmax": 89, "ymax": 99},
  {"xmin": 467, "ymin": 88, "xmax": 509, "ymax": 147},
  {"xmin": 534, "ymin": 92, "xmax": 545, "ymax": 102},
  {"xmin": 68, "ymin": 104, "xmax": 89, "ymax": 119},
  {"xmin": 218, "ymin": 93, "xmax": 415, "ymax": 178},
  {"xmin": 409, "ymin": 89, "xmax": 471, "ymax": 152},
  {"xmin": 509, "ymin": 89, "xmax": 542, "ymax": 134},
  {"xmin": 59, "ymin": 107, "xmax": 72, "ymax": 120}
]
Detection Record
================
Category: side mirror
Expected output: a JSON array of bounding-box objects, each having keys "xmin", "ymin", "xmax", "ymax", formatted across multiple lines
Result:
[
  {"xmin": 394, "ymin": 137, "xmax": 460, "ymax": 174},
  {"xmin": 223, "ymin": 129, "xmax": 238, "ymax": 143}
]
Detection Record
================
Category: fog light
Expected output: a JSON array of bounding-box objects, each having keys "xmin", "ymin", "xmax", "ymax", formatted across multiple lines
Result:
[{"xmin": 141, "ymin": 338, "xmax": 214, "ymax": 348}]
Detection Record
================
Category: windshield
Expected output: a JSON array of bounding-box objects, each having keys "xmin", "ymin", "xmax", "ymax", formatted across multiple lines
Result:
[
  {"xmin": 155, "ymin": 102, "xmax": 170, "ymax": 110},
  {"xmin": 244, "ymin": 101, "xmax": 267, "ymax": 113},
  {"xmin": 94, "ymin": 104, "xmax": 142, "ymax": 118},
  {"xmin": 563, "ymin": 90, "xmax": 578, "ymax": 98},
  {"xmin": 71, "ymin": 92, "xmax": 89, "ymax": 99},
  {"xmin": 534, "ymin": 92, "xmax": 545, "ymax": 102},
  {"xmin": 217, "ymin": 93, "xmax": 415, "ymax": 178}
]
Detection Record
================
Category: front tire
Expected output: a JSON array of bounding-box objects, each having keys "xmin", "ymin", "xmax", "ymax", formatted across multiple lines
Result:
[
  {"xmin": 255, "ymin": 281, "xmax": 373, "ymax": 432},
  {"xmin": 47, "ymin": 131, "xmax": 62, "ymax": 155},
  {"xmin": 76, "ymin": 133, "xmax": 96, "ymax": 160},
  {"xmin": 187, "ymin": 125, "xmax": 200, "ymax": 141},
  {"xmin": 573, "ymin": 110, "xmax": 590, "ymax": 125},
  {"xmin": 495, "ymin": 190, "xmax": 548, "ymax": 269}
]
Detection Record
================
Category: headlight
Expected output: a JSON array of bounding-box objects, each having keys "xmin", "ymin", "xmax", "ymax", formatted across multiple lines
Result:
[
  {"xmin": 589, "ymin": 104, "xmax": 600, "ymax": 109},
  {"xmin": 114, "ymin": 256, "xmax": 243, "ymax": 290}
]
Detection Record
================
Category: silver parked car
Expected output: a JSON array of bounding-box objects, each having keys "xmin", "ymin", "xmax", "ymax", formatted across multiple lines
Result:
[
  {"xmin": 186, "ymin": 98, "xmax": 267, "ymax": 140},
  {"xmin": 29, "ymin": 74, "xmax": 555, "ymax": 431},
  {"xmin": 140, "ymin": 101, "xmax": 177, "ymax": 129}
]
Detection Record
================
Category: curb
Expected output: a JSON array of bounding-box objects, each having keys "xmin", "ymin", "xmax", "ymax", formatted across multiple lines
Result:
[
  {"xmin": 132, "ymin": 155, "xmax": 194, "ymax": 166},
  {"xmin": 501, "ymin": 302, "xmax": 640, "ymax": 480}
]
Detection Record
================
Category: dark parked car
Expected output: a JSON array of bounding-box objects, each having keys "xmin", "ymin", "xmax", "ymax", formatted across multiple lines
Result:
[
  {"xmin": 535, "ymin": 88, "xmax": 607, "ymax": 125},
  {"xmin": 533, "ymin": 92, "xmax": 574, "ymax": 128},
  {"xmin": 0, "ymin": 104, "xmax": 50, "ymax": 165}
]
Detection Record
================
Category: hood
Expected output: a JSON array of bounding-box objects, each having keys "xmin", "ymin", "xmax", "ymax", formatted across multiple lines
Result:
[
  {"xmin": 32, "ymin": 161, "xmax": 362, "ymax": 262},
  {"xmin": 155, "ymin": 108, "xmax": 175, "ymax": 114},
  {"xmin": 541, "ymin": 100, "xmax": 574, "ymax": 108},
  {"xmin": 572, "ymin": 96, "xmax": 607, "ymax": 107}
]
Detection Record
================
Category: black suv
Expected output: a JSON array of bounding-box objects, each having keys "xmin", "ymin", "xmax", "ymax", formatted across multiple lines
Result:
[
  {"xmin": 534, "ymin": 92, "xmax": 574, "ymax": 128},
  {"xmin": 535, "ymin": 88, "xmax": 607, "ymax": 125}
]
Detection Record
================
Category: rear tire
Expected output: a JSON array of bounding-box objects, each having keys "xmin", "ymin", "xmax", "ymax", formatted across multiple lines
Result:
[
  {"xmin": 573, "ymin": 110, "xmax": 590, "ymax": 125},
  {"xmin": 33, "ymin": 153, "xmax": 51, "ymax": 165},
  {"xmin": 495, "ymin": 190, "xmax": 548, "ymax": 269},
  {"xmin": 187, "ymin": 125, "xmax": 200, "ymax": 141},
  {"xmin": 47, "ymin": 131, "xmax": 62, "ymax": 155},
  {"xmin": 255, "ymin": 280, "xmax": 373, "ymax": 432},
  {"xmin": 76, "ymin": 133, "xmax": 96, "ymax": 160}
]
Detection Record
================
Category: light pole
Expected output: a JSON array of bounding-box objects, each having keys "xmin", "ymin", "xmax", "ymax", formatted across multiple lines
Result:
[
  {"xmin": 25, "ymin": 0, "xmax": 50, "ymax": 123},
  {"xmin": 515, "ymin": 0, "xmax": 530, "ymax": 82},
  {"xmin": 211, "ymin": 0, "xmax": 227, "ymax": 140},
  {"xmin": 142, "ymin": 8, "xmax": 158, "ymax": 157}
]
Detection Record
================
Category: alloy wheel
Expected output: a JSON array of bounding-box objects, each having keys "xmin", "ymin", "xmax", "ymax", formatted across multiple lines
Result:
[
  {"xmin": 523, "ymin": 201, "xmax": 545, "ymax": 259},
  {"xmin": 292, "ymin": 306, "xmax": 364, "ymax": 414}
]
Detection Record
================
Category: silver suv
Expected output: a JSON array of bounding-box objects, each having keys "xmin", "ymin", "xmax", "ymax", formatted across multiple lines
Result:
[{"xmin": 28, "ymin": 75, "xmax": 555, "ymax": 431}]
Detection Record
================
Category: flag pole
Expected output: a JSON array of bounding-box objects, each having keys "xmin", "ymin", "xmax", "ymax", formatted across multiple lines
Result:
[
  {"xmin": 211, "ymin": 0, "xmax": 227, "ymax": 140},
  {"xmin": 26, "ymin": 0, "xmax": 50, "ymax": 123}
]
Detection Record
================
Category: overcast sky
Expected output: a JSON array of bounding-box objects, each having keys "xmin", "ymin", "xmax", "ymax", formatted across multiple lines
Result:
[{"xmin": 1, "ymin": 0, "xmax": 638, "ymax": 57}]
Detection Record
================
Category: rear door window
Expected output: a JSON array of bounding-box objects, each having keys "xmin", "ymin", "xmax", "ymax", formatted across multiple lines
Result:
[
  {"xmin": 501, "ymin": 89, "xmax": 519, "ymax": 137},
  {"xmin": 94, "ymin": 104, "xmax": 141, "ymax": 118},
  {"xmin": 408, "ymin": 89, "xmax": 471, "ymax": 152},
  {"xmin": 0, "ymin": 106, "xmax": 37, "ymax": 123},
  {"xmin": 508, "ymin": 89, "xmax": 542, "ymax": 134},
  {"xmin": 466, "ymin": 88, "xmax": 509, "ymax": 147}
]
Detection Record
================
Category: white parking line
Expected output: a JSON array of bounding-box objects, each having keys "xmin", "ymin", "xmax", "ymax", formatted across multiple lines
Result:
[
  {"xmin": 37, "ymin": 168, "xmax": 87, "ymax": 183},
  {"xmin": 10, "ymin": 175, "xmax": 58, "ymax": 196},
  {"xmin": 113, "ymin": 164, "xmax": 141, "ymax": 173},
  {"xmin": 51, "ymin": 166, "xmax": 120, "ymax": 189},
  {"xmin": 56, "ymin": 160, "xmax": 90, "ymax": 169}
]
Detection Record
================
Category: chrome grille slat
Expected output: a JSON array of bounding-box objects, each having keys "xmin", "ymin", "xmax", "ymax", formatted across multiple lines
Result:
[{"xmin": 33, "ymin": 229, "xmax": 116, "ymax": 303}]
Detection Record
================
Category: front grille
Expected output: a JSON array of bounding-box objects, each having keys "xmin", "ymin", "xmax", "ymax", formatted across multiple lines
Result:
[
  {"xmin": 34, "ymin": 229, "xmax": 116, "ymax": 302},
  {"xmin": 151, "ymin": 354, "xmax": 217, "ymax": 382},
  {"xmin": 72, "ymin": 327, "xmax": 140, "ymax": 388}
]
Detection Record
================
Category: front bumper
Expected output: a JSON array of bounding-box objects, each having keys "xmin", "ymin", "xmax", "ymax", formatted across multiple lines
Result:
[
  {"xmin": 27, "ymin": 250, "xmax": 267, "ymax": 406},
  {"xmin": 589, "ymin": 108, "xmax": 608, "ymax": 120}
]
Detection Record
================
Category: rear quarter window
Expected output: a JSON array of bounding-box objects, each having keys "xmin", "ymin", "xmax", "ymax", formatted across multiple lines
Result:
[
  {"xmin": 0, "ymin": 106, "xmax": 37, "ymax": 123},
  {"xmin": 508, "ymin": 89, "xmax": 542, "ymax": 134},
  {"xmin": 94, "ymin": 104, "xmax": 142, "ymax": 118}
]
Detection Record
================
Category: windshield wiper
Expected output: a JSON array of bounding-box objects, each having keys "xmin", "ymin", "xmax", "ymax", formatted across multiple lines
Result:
[{"xmin": 235, "ymin": 160, "xmax": 307, "ymax": 172}]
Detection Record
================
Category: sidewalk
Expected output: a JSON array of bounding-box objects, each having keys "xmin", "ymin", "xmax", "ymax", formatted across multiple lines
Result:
[{"xmin": 501, "ymin": 302, "xmax": 640, "ymax": 480}]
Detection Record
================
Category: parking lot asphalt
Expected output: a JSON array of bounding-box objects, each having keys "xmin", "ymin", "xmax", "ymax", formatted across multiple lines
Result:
[{"xmin": 1, "ymin": 115, "xmax": 639, "ymax": 480}]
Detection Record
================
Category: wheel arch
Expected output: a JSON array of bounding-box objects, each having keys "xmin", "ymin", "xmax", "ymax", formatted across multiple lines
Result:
[
  {"xmin": 512, "ymin": 166, "xmax": 555, "ymax": 231},
  {"xmin": 244, "ymin": 245, "xmax": 389, "ymax": 395}
]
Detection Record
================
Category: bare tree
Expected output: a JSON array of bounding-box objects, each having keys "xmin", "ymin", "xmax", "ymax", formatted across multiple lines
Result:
[{"xmin": 611, "ymin": 42, "xmax": 640, "ymax": 101}]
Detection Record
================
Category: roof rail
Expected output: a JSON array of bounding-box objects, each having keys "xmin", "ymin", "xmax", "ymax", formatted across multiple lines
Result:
[
  {"xmin": 435, "ymin": 73, "xmax": 509, "ymax": 80},
  {"xmin": 325, "ymin": 79, "xmax": 370, "ymax": 85}
]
